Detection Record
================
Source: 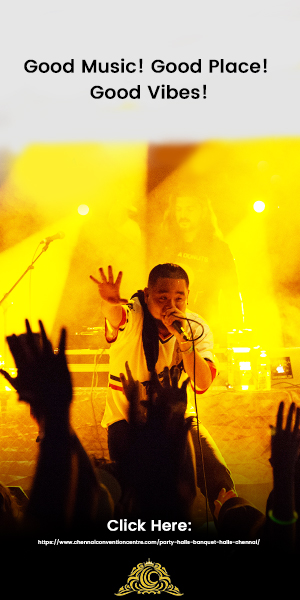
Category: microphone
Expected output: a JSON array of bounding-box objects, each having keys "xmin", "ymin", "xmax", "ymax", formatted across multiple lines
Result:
[
  {"xmin": 41, "ymin": 232, "xmax": 65, "ymax": 244},
  {"xmin": 172, "ymin": 319, "xmax": 190, "ymax": 342}
]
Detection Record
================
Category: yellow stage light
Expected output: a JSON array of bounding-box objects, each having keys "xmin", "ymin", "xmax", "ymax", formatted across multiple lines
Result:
[
  {"xmin": 78, "ymin": 204, "xmax": 89, "ymax": 215},
  {"xmin": 253, "ymin": 200, "xmax": 265, "ymax": 213},
  {"xmin": 239, "ymin": 361, "xmax": 251, "ymax": 370},
  {"xmin": 232, "ymin": 347, "xmax": 251, "ymax": 353}
]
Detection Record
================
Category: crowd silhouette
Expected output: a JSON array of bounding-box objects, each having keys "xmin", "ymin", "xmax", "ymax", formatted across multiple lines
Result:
[{"xmin": 0, "ymin": 316, "xmax": 299, "ymax": 557}]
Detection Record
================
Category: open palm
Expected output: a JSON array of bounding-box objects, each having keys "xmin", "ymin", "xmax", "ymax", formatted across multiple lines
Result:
[{"xmin": 90, "ymin": 265, "xmax": 128, "ymax": 305}]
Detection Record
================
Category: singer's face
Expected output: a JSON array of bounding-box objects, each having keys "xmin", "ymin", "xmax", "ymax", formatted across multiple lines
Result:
[{"xmin": 144, "ymin": 278, "xmax": 189, "ymax": 321}]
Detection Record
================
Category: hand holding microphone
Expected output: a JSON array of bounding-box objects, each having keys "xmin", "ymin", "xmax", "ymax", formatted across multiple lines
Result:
[
  {"xmin": 162, "ymin": 308, "xmax": 190, "ymax": 341},
  {"xmin": 171, "ymin": 319, "xmax": 190, "ymax": 341}
]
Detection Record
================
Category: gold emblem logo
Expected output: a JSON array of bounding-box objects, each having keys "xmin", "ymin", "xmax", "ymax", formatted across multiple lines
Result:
[{"xmin": 115, "ymin": 559, "xmax": 183, "ymax": 596}]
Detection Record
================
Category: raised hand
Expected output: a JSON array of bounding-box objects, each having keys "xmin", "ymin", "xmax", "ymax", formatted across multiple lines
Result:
[
  {"xmin": 159, "ymin": 365, "xmax": 190, "ymax": 411},
  {"xmin": 120, "ymin": 361, "xmax": 145, "ymax": 426},
  {"xmin": 270, "ymin": 401, "xmax": 300, "ymax": 474},
  {"xmin": 90, "ymin": 265, "xmax": 128, "ymax": 305},
  {"xmin": 147, "ymin": 367, "xmax": 191, "ymax": 428},
  {"xmin": 118, "ymin": 364, "xmax": 196, "ymax": 518},
  {"xmin": 0, "ymin": 319, "xmax": 72, "ymax": 425},
  {"xmin": 120, "ymin": 363, "xmax": 191, "ymax": 433}
]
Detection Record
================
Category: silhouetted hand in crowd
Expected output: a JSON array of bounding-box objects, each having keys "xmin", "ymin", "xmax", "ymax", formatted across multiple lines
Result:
[
  {"xmin": 121, "ymin": 362, "xmax": 191, "ymax": 429},
  {"xmin": 267, "ymin": 401, "xmax": 300, "ymax": 552},
  {"xmin": 270, "ymin": 401, "xmax": 300, "ymax": 474},
  {"xmin": 0, "ymin": 319, "xmax": 72, "ymax": 429},
  {"xmin": 120, "ymin": 363, "xmax": 193, "ymax": 441},
  {"xmin": 118, "ymin": 363, "xmax": 196, "ymax": 519},
  {"xmin": 120, "ymin": 360, "xmax": 145, "ymax": 426},
  {"xmin": 0, "ymin": 320, "xmax": 113, "ymax": 535},
  {"xmin": 0, "ymin": 482, "xmax": 23, "ymax": 538}
]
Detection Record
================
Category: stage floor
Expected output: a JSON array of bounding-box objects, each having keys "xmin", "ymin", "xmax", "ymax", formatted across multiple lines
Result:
[{"xmin": 0, "ymin": 385, "xmax": 298, "ymax": 518}]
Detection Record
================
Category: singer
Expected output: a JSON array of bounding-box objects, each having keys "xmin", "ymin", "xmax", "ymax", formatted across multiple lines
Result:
[{"xmin": 90, "ymin": 263, "xmax": 236, "ymax": 518}]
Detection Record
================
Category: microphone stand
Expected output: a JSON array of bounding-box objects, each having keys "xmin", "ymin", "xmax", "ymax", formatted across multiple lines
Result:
[
  {"xmin": 0, "ymin": 243, "xmax": 50, "ymax": 367},
  {"xmin": 0, "ymin": 243, "xmax": 50, "ymax": 307}
]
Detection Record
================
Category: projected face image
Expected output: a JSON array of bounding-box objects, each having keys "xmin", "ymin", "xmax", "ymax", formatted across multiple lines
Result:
[{"xmin": 175, "ymin": 196, "xmax": 203, "ymax": 231}]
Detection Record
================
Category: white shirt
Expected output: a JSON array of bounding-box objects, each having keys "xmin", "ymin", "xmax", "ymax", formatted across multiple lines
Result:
[{"xmin": 101, "ymin": 296, "xmax": 217, "ymax": 428}]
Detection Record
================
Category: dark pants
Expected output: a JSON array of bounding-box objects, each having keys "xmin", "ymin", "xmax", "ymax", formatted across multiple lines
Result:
[
  {"xmin": 108, "ymin": 418, "xmax": 235, "ymax": 518},
  {"xmin": 190, "ymin": 418, "xmax": 235, "ymax": 516}
]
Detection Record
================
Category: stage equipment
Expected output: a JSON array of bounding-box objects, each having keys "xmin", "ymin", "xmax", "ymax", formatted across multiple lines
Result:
[
  {"xmin": 65, "ymin": 326, "xmax": 110, "ymax": 387},
  {"xmin": 66, "ymin": 349, "xmax": 110, "ymax": 388},
  {"xmin": 257, "ymin": 350, "xmax": 271, "ymax": 391},
  {"xmin": 67, "ymin": 326, "xmax": 110, "ymax": 350},
  {"xmin": 226, "ymin": 329, "xmax": 272, "ymax": 392},
  {"xmin": 224, "ymin": 330, "xmax": 300, "ymax": 392},
  {"xmin": 226, "ymin": 329, "xmax": 256, "ymax": 391},
  {"xmin": 268, "ymin": 347, "xmax": 300, "ymax": 389}
]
